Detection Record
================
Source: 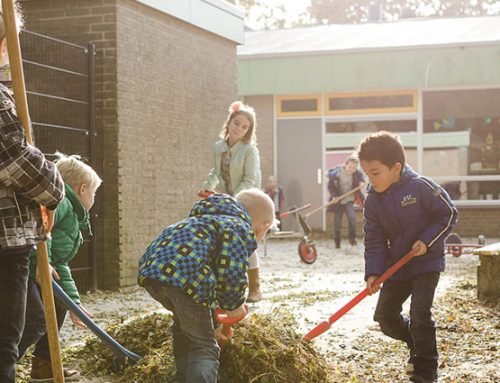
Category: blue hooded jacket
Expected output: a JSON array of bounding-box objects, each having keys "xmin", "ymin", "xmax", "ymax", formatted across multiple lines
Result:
[
  {"xmin": 138, "ymin": 194, "xmax": 257, "ymax": 310},
  {"xmin": 363, "ymin": 165, "xmax": 458, "ymax": 281}
]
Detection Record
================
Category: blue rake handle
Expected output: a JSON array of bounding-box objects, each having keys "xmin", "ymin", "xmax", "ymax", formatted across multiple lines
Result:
[{"xmin": 52, "ymin": 281, "xmax": 142, "ymax": 371}]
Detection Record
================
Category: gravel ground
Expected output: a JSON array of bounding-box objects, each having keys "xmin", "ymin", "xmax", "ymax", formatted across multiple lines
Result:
[{"xmin": 18, "ymin": 236, "xmax": 499, "ymax": 382}]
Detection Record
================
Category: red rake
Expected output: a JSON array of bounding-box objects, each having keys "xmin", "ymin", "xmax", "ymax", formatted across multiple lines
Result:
[
  {"xmin": 214, "ymin": 304, "xmax": 249, "ymax": 344},
  {"xmin": 303, "ymin": 247, "xmax": 420, "ymax": 341}
]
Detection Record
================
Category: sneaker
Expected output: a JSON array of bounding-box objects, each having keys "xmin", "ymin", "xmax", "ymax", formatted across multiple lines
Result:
[
  {"xmin": 349, "ymin": 239, "xmax": 357, "ymax": 246},
  {"xmin": 30, "ymin": 356, "xmax": 80, "ymax": 382}
]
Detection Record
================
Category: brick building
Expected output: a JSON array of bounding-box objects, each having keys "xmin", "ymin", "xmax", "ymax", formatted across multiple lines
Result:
[{"xmin": 20, "ymin": 0, "xmax": 244, "ymax": 288}]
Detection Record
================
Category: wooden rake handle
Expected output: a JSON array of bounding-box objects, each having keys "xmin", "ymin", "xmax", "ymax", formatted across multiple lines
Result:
[{"xmin": 304, "ymin": 186, "xmax": 361, "ymax": 218}]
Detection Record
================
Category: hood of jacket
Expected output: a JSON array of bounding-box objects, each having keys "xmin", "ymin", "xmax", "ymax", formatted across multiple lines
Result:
[{"xmin": 189, "ymin": 193, "xmax": 251, "ymax": 224}]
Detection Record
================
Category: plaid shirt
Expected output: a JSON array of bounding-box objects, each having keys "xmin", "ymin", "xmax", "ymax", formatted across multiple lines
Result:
[{"xmin": 0, "ymin": 83, "xmax": 65, "ymax": 250}]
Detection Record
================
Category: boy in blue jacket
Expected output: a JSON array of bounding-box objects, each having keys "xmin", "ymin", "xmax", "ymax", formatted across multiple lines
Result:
[
  {"xmin": 357, "ymin": 131, "xmax": 458, "ymax": 383},
  {"xmin": 138, "ymin": 188, "xmax": 274, "ymax": 383}
]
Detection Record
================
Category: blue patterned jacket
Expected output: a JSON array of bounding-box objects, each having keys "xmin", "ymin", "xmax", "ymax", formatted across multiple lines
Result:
[{"xmin": 138, "ymin": 194, "xmax": 257, "ymax": 310}]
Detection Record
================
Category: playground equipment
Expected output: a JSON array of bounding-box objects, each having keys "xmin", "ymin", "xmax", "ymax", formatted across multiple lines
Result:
[
  {"xmin": 279, "ymin": 204, "xmax": 317, "ymax": 264},
  {"xmin": 278, "ymin": 187, "xmax": 362, "ymax": 264}
]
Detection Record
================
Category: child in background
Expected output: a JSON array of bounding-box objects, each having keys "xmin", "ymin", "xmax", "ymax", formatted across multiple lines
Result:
[
  {"xmin": 264, "ymin": 175, "xmax": 284, "ymax": 230},
  {"xmin": 357, "ymin": 131, "xmax": 458, "ymax": 383},
  {"xmin": 327, "ymin": 156, "xmax": 365, "ymax": 248},
  {"xmin": 202, "ymin": 101, "xmax": 263, "ymax": 302},
  {"xmin": 18, "ymin": 153, "xmax": 102, "ymax": 382},
  {"xmin": 138, "ymin": 188, "xmax": 274, "ymax": 383},
  {"xmin": 0, "ymin": 5, "xmax": 66, "ymax": 382}
]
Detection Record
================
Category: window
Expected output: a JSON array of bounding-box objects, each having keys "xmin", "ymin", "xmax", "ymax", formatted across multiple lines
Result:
[
  {"xmin": 423, "ymin": 89, "xmax": 500, "ymax": 201},
  {"xmin": 326, "ymin": 90, "xmax": 417, "ymax": 115},
  {"xmin": 276, "ymin": 95, "xmax": 322, "ymax": 117}
]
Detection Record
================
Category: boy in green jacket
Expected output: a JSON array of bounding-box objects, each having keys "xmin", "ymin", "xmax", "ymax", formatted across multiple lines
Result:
[{"xmin": 18, "ymin": 153, "xmax": 102, "ymax": 382}]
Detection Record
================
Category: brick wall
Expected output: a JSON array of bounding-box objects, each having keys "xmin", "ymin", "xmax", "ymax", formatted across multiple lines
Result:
[
  {"xmin": 115, "ymin": 0, "xmax": 237, "ymax": 286},
  {"xmin": 21, "ymin": 0, "xmax": 238, "ymax": 288},
  {"xmin": 453, "ymin": 207, "xmax": 500, "ymax": 238}
]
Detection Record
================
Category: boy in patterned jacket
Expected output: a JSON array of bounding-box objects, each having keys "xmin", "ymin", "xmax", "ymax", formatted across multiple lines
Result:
[
  {"xmin": 138, "ymin": 188, "xmax": 274, "ymax": 383},
  {"xmin": 358, "ymin": 131, "xmax": 458, "ymax": 383}
]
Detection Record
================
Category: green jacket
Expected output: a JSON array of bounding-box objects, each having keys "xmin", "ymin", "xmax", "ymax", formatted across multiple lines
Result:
[
  {"xmin": 204, "ymin": 139, "xmax": 261, "ymax": 195},
  {"xmin": 29, "ymin": 184, "xmax": 90, "ymax": 305}
]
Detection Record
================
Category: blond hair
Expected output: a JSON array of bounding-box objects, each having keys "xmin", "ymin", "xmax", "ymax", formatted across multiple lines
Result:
[
  {"xmin": 0, "ymin": 2, "xmax": 24, "ymax": 39},
  {"xmin": 54, "ymin": 152, "xmax": 102, "ymax": 190},
  {"xmin": 219, "ymin": 101, "xmax": 257, "ymax": 145},
  {"xmin": 235, "ymin": 188, "xmax": 275, "ymax": 225}
]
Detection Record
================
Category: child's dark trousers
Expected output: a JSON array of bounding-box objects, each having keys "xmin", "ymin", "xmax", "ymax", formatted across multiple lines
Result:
[
  {"xmin": 144, "ymin": 279, "xmax": 220, "ymax": 383},
  {"xmin": 0, "ymin": 248, "xmax": 31, "ymax": 383},
  {"xmin": 374, "ymin": 271, "xmax": 440, "ymax": 381},
  {"xmin": 17, "ymin": 279, "xmax": 68, "ymax": 361}
]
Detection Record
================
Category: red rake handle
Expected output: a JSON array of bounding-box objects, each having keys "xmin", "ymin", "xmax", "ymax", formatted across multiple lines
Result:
[{"xmin": 303, "ymin": 247, "xmax": 420, "ymax": 341}]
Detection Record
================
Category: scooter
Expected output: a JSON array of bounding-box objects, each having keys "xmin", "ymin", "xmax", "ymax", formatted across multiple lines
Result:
[
  {"xmin": 279, "ymin": 186, "xmax": 363, "ymax": 264},
  {"xmin": 279, "ymin": 204, "xmax": 317, "ymax": 264}
]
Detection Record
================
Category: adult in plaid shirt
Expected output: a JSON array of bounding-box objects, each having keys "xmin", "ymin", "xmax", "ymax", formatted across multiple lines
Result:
[{"xmin": 0, "ymin": 6, "xmax": 65, "ymax": 381}]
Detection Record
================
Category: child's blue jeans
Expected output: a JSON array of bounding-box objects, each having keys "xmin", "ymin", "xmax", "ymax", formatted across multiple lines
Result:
[
  {"xmin": 0, "ymin": 248, "xmax": 30, "ymax": 383},
  {"xmin": 333, "ymin": 201, "xmax": 356, "ymax": 242},
  {"xmin": 374, "ymin": 271, "xmax": 440, "ymax": 381},
  {"xmin": 144, "ymin": 280, "xmax": 220, "ymax": 383}
]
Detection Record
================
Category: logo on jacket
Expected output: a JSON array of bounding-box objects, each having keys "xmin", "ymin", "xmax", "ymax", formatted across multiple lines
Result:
[{"xmin": 401, "ymin": 194, "xmax": 417, "ymax": 207}]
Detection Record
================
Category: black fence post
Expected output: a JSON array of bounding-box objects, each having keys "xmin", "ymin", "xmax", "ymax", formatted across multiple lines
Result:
[{"xmin": 88, "ymin": 42, "xmax": 97, "ymax": 292}]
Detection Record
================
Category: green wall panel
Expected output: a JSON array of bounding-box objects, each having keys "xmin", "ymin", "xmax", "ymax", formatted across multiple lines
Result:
[{"xmin": 238, "ymin": 45, "xmax": 500, "ymax": 95}]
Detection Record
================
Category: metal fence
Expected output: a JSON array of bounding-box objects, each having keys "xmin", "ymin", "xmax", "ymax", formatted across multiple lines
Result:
[{"xmin": 20, "ymin": 30, "xmax": 98, "ymax": 292}]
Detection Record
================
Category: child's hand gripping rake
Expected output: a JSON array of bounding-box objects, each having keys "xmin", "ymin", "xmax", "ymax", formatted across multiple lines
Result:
[
  {"xmin": 303, "ymin": 247, "xmax": 420, "ymax": 341},
  {"xmin": 52, "ymin": 281, "xmax": 142, "ymax": 372},
  {"xmin": 214, "ymin": 304, "xmax": 249, "ymax": 344}
]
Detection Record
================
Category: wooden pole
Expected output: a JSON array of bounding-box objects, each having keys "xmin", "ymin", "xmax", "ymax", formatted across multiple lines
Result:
[
  {"xmin": 304, "ymin": 185, "xmax": 362, "ymax": 218},
  {"xmin": 2, "ymin": 1, "xmax": 65, "ymax": 381}
]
